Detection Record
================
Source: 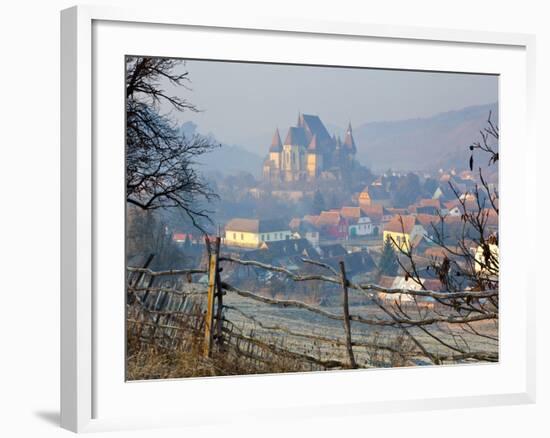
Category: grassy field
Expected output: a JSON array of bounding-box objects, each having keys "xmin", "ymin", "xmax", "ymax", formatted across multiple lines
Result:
[{"xmin": 127, "ymin": 291, "xmax": 498, "ymax": 380}]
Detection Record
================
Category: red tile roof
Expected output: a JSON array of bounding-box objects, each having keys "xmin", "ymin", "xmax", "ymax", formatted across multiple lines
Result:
[
  {"xmin": 303, "ymin": 215, "xmax": 320, "ymax": 227},
  {"xmin": 340, "ymin": 206, "xmax": 362, "ymax": 220},
  {"xmin": 384, "ymin": 215, "xmax": 418, "ymax": 234},
  {"xmin": 317, "ymin": 211, "xmax": 342, "ymax": 226},
  {"xmin": 419, "ymin": 198, "xmax": 441, "ymax": 209},
  {"xmin": 360, "ymin": 204, "xmax": 383, "ymax": 223},
  {"xmin": 173, "ymin": 233, "xmax": 187, "ymax": 242},
  {"xmin": 416, "ymin": 214, "xmax": 440, "ymax": 228}
]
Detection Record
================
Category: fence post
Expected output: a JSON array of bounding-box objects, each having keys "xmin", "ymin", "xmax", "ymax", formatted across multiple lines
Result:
[
  {"xmin": 131, "ymin": 253, "xmax": 155, "ymax": 287},
  {"xmin": 213, "ymin": 237, "xmax": 225, "ymax": 347},
  {"xmin": 339, "ymin": 261, "xmax": 357, "ymax": 369},
  {"xmin": 203, "ymin": 239, "xmax": 219, "ymax": 358},
  {"xmin": 127, "ymin": 253, "xmax": 155, "ymax": 305}
]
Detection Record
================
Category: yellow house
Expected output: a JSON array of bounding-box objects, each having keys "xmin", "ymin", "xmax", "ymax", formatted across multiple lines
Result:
[
  {"xmin": 224, "ymin": 218, "xmax": 292, "ymax": 248},
  {"xmin": 383, "ymin": 215, "xmax": 426, "ymax": 251}
]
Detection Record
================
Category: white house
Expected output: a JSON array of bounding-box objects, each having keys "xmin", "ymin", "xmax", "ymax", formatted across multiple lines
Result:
[
  {"xmin": 474, "ymin": 237, "xmax": 499, "ymax": 278},
  {"xmin": 340, "ymin": 206, "xmax": 374, "ymax": 238},
  {"xmin": 349, "ymin": 215, "xmax": 373, "ymax": 237}
]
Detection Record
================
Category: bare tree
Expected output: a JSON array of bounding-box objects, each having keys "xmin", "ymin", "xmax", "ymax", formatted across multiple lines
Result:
[
  {"xmin": 126, "ymin": 56, "xmax": 219, "ymax": 231},
  {"xmin": 383, "ymin": 113, "xmax": 499, "ymax": 363}
]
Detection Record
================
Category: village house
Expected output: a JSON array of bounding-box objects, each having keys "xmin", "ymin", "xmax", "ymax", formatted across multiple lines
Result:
[
  {"xmin": 414, "ymin": 214, "xmax": 441, "ymax": 239},
  {"xmin": 324, "ymin": 249, "xmax": 377, "ymax": 283},
  {"xmin": 359, "ymin": 204, "xmax": 385, "ymax": 236},
  {"xmin": 444, "ymin": 197, "xmax": 487, "ymax": 215},
  {"xmin": 474, "ymin": 234, "xmax": 499, "ymax": 277},
  {"xmin": 289, "ymin": 218, "xmax": 320, "ymax": 249},
  {"xmin": 243, "ymin": 238, "xmax": 320, "ymax": 266},
  {"xmin": 383, "ymin": 215, "xmax": 427, "ymax": 251},
  {"xmin": 340, "ymin": 206, "xmax": 373, "ymax": 237},
  {"xmin": 224, "ymin": 238, "xmax": 320, "ymax": 283},
  {"xmin": 408, "ymin": 198, "xmax": 441, "ymax": 215},
  {"xmin": 432, "ymin": 183, "xmax": 456, "ymax": 203},
  {"xmin": 358, "ymin": 185, "xmax": 391, "ymax": 208},
  {"xmin": 172, "ymin": 232, "xmax": 215, "ymax": 246},
  {"xmin": 224, "ymin": 218, "xmax": 291, "ymax": 248},
  {"xmin": 385, "ymin": 207, "xmax": 409, "ymax": 217},
  {"xmin": 318, "ymin": 243, "xmax": 348, "ymax": 258},
  {"xmin": 316, "ymin": 210, "xmax": 348, "ymax": 240},
  {"xmin": 377, "ymin": 275, "xmax": 442, "ymax": 307},
  {"xmin": 172, "ymin": 232, "xmax": 188, "ymax": 244}
]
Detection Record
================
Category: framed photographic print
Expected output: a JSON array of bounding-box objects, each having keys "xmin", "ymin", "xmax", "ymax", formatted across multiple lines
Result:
[{"xmin": 61, "ymin": 5, "xmax": 536, "ymax": 433}]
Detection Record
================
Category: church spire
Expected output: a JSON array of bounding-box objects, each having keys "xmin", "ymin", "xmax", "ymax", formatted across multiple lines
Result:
[
  {"xmin": 297, "ymin": 111, "xmax": 303, "ymax": 127},
  {"xmin": 343, "ymin": 122, "xmax": 357, "ymax": 154},
  {"xmin": 269, "ymin": 128, "xmax": 282, "ymax": 152}
]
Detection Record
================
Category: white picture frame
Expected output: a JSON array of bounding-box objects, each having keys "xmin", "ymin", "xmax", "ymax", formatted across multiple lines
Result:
[{"xmin": 60, "ymin": 5, "xmax": 536, "ymax": 433}]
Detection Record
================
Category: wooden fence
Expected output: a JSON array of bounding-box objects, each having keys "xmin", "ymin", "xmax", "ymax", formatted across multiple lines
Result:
[{"xmin": 126, "ymin": 237, "xmax": 499, "ymax": 373}]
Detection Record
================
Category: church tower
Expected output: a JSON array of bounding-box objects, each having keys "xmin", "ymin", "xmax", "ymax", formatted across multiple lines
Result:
[
  {"xmin": 282, "ymin": 126, "xmax": 308, "ymax": 182},
  {"xmin": 306, "ymin": 134, "xmax": 323, "ymax": 179},
  {"xmin": 263, "ymin": 113, "xmax": 360, "ymax": 184},
  {"xmin": 268, "ymin": 128, "xmax": 282, "ymax": 168},
  {"xmin": 263, "ymin": 128, "xmax": 283, "ymax": 182},
  {"xmin": 342, "ymin": 122, "xmax": 357, "ymax": 162}
]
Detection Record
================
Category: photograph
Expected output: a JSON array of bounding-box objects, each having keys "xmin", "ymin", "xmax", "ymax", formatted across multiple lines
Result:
[
  {"xmin": 125, "ymin": 56, "xmax": 499, "ymax": 380},
  {"xmin": 2, "ymin": 0, "xmax": 545, "ymax": 435}
]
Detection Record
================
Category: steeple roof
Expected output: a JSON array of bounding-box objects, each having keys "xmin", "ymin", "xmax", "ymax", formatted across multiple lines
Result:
[
  {"xmin": 269, "ymin": 128, "xmax": 282, "ymax": 152},
  {"xmin": 284, "ymin": 127, "xmax": 308, "ymax": 146},
  {"xmin": 343, "ymin": 122, "xmax": 357, "ymax": 153},
  {"xmin": 300, "ymin": 114, "xmax": 332, "ymax": 143}
]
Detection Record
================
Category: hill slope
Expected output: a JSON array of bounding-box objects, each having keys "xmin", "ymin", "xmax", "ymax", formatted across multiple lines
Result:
[
  {"xmin": 353, "ymin": 103, "xmax": 498, "ymax": 171},
  {"xmin": 180, "ymin": 122, "xmax": 263, "ymax": 177}
]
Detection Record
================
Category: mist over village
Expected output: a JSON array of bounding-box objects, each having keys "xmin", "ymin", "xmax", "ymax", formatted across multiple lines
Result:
[{"xmin": 126, "ymin": 57, "xmax": 499, "ymax": 379}]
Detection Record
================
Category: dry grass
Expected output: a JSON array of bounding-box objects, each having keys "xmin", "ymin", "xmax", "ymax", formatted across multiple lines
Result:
[
  {"xmin": 126, "ymin": 300, "xmax": 498, "ymax": 380},
  {"xmin": 126, "ymin": 322, "xmax": 317, "ymax": 380}
]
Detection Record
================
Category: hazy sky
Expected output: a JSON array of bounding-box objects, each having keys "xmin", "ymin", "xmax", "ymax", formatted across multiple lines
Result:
[{"xmin": 163, "ymin": 59, "xmax": 498, "ymax": 152}]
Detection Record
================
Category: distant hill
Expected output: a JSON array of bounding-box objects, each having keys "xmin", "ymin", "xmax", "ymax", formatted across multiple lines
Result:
[
  {"xmin": 179, "ymin": 121, "xmax": 263, "ymax": 177},
  {"xmin": 182, "ymin": 102, "xmax": 498, "ymax": 176},
  {"xmin": 200, "ymin": 144, "xmax": 263, "ymax": 177},
  {"xmin": 353, "ymin": 103, "xmax": 498, "ymax": 172}
]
